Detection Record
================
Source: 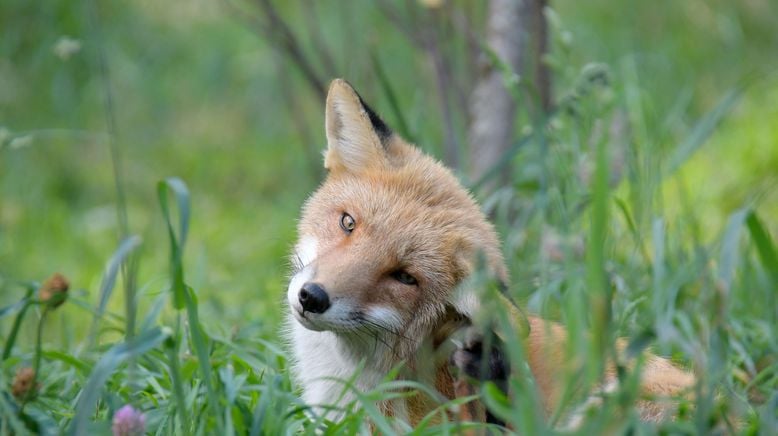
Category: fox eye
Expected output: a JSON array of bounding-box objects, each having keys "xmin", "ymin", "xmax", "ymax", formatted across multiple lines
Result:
[
  {"xmin": 391, "ymin": 270, "xmax": 418, "ymax": 286},
  {"xmin": 340, "ymin": 212, "xmax": 356, "ymax": 234}
]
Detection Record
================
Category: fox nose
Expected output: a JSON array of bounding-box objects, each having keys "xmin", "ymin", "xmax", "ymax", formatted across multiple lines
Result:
[{"xmin": 299, "ymin": 282, "xmax": 330, "ymax": 314}]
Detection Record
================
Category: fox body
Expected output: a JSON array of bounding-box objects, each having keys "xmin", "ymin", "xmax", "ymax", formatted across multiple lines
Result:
[{"xmin": 286, "ymin": 79, "xmax": 693, "ymax": 425}]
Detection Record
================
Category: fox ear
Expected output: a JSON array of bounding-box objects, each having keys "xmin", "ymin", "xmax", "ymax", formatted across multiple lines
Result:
[
  {"xmin": 324, "ymin": 79, "xmax": 392, "ymax": 172},
  {"xmin": 449, "ymin": 279, "xmax": 480, "ymax": 319}
]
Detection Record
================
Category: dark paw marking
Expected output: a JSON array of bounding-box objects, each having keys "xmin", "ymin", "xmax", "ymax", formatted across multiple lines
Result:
[
  {"xmin": 451, "ymin": 327, "xmax": 509, "ymax": 425},
  {"xmin": 452, "ymin": 328, "xmax": 508, "ymax": 384}
]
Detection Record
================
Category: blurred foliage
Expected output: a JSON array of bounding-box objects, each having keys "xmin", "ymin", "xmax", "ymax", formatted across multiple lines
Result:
[
  {"xmin": 1, "ymin": 0, "xmax": 777, "ymax": 315},
  {"xmin": 1, "ymin": 0, "xmax": 777, "ymax": 433}
]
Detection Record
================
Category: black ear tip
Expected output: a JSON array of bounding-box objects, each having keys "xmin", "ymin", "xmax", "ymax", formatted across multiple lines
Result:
[
  {"xmin": 327, "ymin": 78, "xmax": 393, "ymax": 144},
  {"xmin": 356, "ymin": 94, "xmax": 392, "ymax": 143}
]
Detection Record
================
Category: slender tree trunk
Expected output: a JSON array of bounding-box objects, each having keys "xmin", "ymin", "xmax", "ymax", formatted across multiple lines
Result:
[
  {"xmin": 468, "ymin": 0, "xmax": 551, "ymax": 186},
  {"xmin": 467, "ymin": 0, "xmax": 526, "ymax": 185}
]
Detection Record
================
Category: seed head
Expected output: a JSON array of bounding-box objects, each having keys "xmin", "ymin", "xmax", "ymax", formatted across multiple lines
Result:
[
  {"xmin": 39, "ymin": 273, "xmax": 69, "ymax": 308},
  {"xmin": 11, "ymin": 367, "xmax": 38, "ymax": 399}
]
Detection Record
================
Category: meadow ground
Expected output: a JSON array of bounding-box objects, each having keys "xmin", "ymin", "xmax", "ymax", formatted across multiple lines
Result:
[{"xmin": 1, "ymin": 0, "xmax": 777, "ymax": 434}]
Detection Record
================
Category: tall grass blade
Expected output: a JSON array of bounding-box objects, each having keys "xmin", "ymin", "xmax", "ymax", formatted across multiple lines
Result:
[
  {"xmin": 0, "ymin": 387, "xmax": 29, "ymax": 434},
  {"xmin": 0, "ymin": 281, "xmax": 36, "ymax": 318},
  {"xmin": 164, "ymin": 338, "xmax": 190, "ymax": 436},
  {"xmin": 745, "ymin": 211, "xmax": 778, "ymax": 285},
  {"xmin": 157, "ymin": 177, "xmax": 221, "ymax": 430},
  {"xmin": 41, "ymin": 350, "xmax": 91, "ymax": 375},
  {"xmin": 182, "ymin": 286, "xmax": 220, "ymax": 426},
  {"xmin": 2, "ymin": 285, "xmax": 35, "ymax": 360},
  {"xmin": 370, "ymin": 52, "xmax": 414, "ymax": 143},
  {"xmin": 651, "ymin": 218, "xmax": 667, "ymax": 317},
  {"xmin": 469, "ymin": 133, "xmax": 534, "ymax": 191},
  {"xmin": 157, "ymin": 178, "xmax": 190, "ymax": 310},
  {"xmin": 88, "ymin": 235, "xmax": 142, "ymax": 346},
  {"xmin": 139, "ymin": 292, "xmax": 168, "ymax": 333},
  {"xmin": 587, "ymin": 128, "xmax": 611, "ymax": 368},
  {"xmin": 718, "ymin": 209, "xmax": 748, "ymax": 292},
  {"xmin": 665, "ymin": 88, "xmax": 741, "ymax": 176}
]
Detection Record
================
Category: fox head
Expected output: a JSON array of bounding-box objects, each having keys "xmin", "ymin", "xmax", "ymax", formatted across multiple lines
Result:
[{"xmin": 287, "ymin": 79, "xmax": 508, "ymax": 360}]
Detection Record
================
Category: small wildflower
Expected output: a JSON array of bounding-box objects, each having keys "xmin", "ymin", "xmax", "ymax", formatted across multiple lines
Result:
[
  {"xmin": 8, "ymin": 135, "xmax": 32, "ymax": 149},
  {"xmin": 53, "ymin": 36, "xmax": 82, "ymax": 61},
  {"xmin": 112, "ymin": 405, "xmax": 146, "ymax": 436},
  {"xmin": 11, "ymin": 367, "xmax": 38, "ymax": 399},
  {"xmin": 39, "ymin": 273, "xmax": 70, "ymax": 308},
  {"xmin": 540, "ymin": 227, "xmax": 564, "ymax": 262},
  {"xmin": 540, "ymin": 227, "xmax": 585, "ymax": 262}
]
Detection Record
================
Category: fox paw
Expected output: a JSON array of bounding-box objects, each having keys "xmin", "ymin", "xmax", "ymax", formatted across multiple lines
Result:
[
  {"xmin": 451, "ymin": 327, "xmax": 508, "ymax": 385},
  {"xmin": 450, "ymin": 327, "xmax": 509, "ymax": 425}
]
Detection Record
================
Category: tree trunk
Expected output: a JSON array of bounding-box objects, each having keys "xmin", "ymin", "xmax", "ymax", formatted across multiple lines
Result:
[{"xmin": 467, "ymin": 0, "xmax": 551, "ymax": 186}]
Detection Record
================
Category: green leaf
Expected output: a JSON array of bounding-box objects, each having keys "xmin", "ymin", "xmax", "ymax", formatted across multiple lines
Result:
[
  {"xmin": 20, "ymin": 405, "xmax": 59, "ymax": 436},
  {"xmin": 718, "ymin": 208, "xmax": 749, "ymax": 292},
  {"xmin": 587, "ymin": 125, "xmax": 612, "ymax": 361},
  {"xmin": 358, "ymin": 391, "xmax": 400, "ymax": 435},
  {"xmin": 182, "ymin": 286, "xmax": 219, "ymax": 411},
  {"xmin": 41, "ymin": 350, "xmax": 92, "ymax": 375},
  {"xmin": 0, "ymin": 297, "xmax": 30, "ymax": 319},
  {"xmin": 88, "ymin": 235, "xmax": 142, "ymax": 346},
  {"xmin": 0, "ymin": 390, "xmax": 28, "ymax": 434},
  {"xmin": 157, "ymin": 178, "xmax": 221, "ymax": 429},
  {"xmin": 746, "ymin": 211, "xmax": 778, "ymax": 285},
  {"xmin": 2, "ymin": 300, "xmax": 32, "ymax": 361},
  {"xmin": 157, "ymin": 177, "xmax": 190, "ymax": 310},
  {"xmin": 651, "ymin": 218, "xmax": 668, "ymax": 315},
  {"xmin": 481, "ymin": 382, "xmax": 513, "ymax": 425},
  {"xmin": 139, "ymin": 291, "xmax": 168, "ymax": 333},
  {"xmin": 1, "ymin": 285, "xmax": 36, "ymax": 360},
  {"xmin": 68, "ymin": 327, "xmax": 170, "ymax": 436}
]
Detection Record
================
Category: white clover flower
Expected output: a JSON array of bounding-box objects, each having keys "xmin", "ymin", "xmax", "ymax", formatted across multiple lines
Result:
[{"xmin": 53, "ymin": 36, "xmax": 81, "ymax": 61}]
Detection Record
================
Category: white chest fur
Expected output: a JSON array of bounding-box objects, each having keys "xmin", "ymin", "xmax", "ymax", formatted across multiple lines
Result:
[{"xmin": 289, "ymin": 317, "xmax": 387, "ymax": 413}]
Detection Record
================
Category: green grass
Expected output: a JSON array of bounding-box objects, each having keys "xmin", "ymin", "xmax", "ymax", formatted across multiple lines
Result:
[{"xmin": 2, "ymin": 0, "xmax": 777, "ymax": 434}]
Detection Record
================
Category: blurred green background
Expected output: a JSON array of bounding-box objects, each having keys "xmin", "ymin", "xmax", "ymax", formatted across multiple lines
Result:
[{"xmin": 1, "ymin": 0, "xmax": 777, "ymax": 338}]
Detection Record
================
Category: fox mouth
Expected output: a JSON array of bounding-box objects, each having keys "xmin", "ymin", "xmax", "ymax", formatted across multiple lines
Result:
[
  {"xmin": 291, "ymin": 308, "xmax": 367, "ymax": 332},
  {"xmin": 291, "ymin": 306, "xmax": 405, "ymax": 339},
  {"xmin": 291, "ymin": 308, "xmax": 328, "ymax": 332}
]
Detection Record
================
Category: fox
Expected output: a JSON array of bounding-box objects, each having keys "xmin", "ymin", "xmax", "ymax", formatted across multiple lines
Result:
[{"xmin": 286, "ymin": 78, "xmax": 694, "ymax": 428}]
